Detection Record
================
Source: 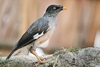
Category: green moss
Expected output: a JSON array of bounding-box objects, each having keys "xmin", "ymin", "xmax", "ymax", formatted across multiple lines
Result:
[
  {"xmin": 67, "ymin": 47, "xmax": 78, "ymax": 52},
  {"xmin": 0, "ymin": 58, "xmax": 11, "ymax": 64},
  {"xmin": 54, "ymin": 49, "xmax": 63, "ymax": 55},
  {"xmin": 48, "ymin": 60, "xmax": 54, "ymax": 67},
  {"xmin": 54, "ymin": 47, "xmax": 78, "ymax": 55},
  {"xmin": 0, "ymin": 58, "xmax": 21, "ymax": 67},
  {"xmin": 0, "ymin": 58, "xmax": 10, "ymax": 67}
]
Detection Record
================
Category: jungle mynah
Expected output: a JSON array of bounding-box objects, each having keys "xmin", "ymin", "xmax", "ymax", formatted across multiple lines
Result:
[{"xmin": 6, "ymin": 4, "xmax": 67, "ymax": 64}]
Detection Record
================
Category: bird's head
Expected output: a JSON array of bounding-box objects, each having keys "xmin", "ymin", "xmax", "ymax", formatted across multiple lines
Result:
[{"xmin": 45, "ymin": 5, "xmax": 67, "ymax": 17}]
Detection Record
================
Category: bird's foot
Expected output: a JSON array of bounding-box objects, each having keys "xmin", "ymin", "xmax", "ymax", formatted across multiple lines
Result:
[
  {"xmin": 39, "ymin": 60, "xmax": 47, "ymax": 64},
  {"xmin": 33, "ymin": 60, "xmax": 47, "ymax": 67},
  {"xmin": 39, "ymin": 57, "xmax": 46, "ymax": 61}
]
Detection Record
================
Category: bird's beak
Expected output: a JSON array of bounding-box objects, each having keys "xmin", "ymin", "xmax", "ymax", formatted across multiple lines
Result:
[{"xmin": 63, "ymin": 7, "xmax": 67, "ymax": 10}]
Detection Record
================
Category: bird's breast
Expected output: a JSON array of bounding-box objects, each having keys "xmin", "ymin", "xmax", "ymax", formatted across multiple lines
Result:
[
  {"xmin": 34, "ymin": 27, "xmax": 55, "ymax": 46},
  {"xmin": 47, "ymin": 16, "xmax": 57, "ymax": 26}
]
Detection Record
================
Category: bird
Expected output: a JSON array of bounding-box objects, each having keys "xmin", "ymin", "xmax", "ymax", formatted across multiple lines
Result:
[{"xmin": 6, "ymin": 4, "xmax": 67, "ymax": 64}]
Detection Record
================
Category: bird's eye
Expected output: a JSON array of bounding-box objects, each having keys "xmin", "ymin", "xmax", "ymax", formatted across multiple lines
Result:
[{"xmin": 53, "ymin": 7, "xmax": 56, "ymax": 10}]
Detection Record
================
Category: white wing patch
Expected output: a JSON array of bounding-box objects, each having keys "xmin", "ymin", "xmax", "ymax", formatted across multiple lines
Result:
[{"xmin": 33, "ymin": 32, "xmax": 44, "ymax": 39}]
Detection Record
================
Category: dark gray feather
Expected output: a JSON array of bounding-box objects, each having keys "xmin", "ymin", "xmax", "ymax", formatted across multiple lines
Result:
[{"xmin": 16, "ymin": 17, "xmax": 49, "ymax": 49}]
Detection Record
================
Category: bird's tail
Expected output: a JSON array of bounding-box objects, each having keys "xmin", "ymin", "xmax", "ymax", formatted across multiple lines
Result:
[
  {"xmin": 6, "ymin": 49, "xmax": 15, "ymax": 60},
  {"xmin": 6, "ymin": 43, "xmax": 18, "ymax": 60}
]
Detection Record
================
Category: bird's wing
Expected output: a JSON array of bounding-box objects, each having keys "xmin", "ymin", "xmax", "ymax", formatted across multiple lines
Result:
[{"xmin": 13, "ymin": 18, "xmax": 49, "ymax": 50}]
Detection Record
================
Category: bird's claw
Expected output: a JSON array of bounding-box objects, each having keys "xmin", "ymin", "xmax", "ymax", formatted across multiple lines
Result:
[
  {"xmin": 39, "ymin": 57, "xmax": 43, "ymax": 60},
  {"xmin": 39, "ymin": 60, "xmax": 47, "ymax": 64},
  {"xmin": 33, "ymin": 61, "xmax": 47, "ymax": 67}
]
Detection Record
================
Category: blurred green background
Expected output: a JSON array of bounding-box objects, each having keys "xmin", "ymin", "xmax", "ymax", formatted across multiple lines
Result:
[{"xmin": 0, "ymin": 0, "xmax": 100, "ymax": 56}]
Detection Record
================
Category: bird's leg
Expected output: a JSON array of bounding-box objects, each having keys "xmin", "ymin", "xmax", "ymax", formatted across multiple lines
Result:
[
  {"xmin": 39, "ymin": 56, "xmax": 44, "ymax": 61},
  {"xmin": 29, "ymin": 46, "xmax": 46, "ymax": 64}
]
